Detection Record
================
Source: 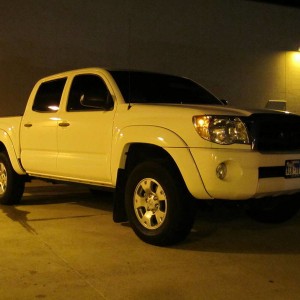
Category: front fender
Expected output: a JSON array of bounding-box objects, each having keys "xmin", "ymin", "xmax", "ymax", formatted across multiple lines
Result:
[
  {"xmin": 0, "ymin": 129, "xmax": 26, "ymax": 175},
  {"xmin": 111, "ymin": 125, "xmax": 211, "ymax": 199}
]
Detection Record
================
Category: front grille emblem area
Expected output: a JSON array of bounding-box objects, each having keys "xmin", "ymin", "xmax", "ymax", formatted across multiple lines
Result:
[{"xmin": 244, "ymin": 114, "xmax": 300, "ymax": 152}]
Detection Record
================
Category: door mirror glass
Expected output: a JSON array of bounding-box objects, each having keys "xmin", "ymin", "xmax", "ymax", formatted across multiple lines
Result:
[{"xmin": 80, "ymin": 93, "xmax": 113, "ymax": 110}]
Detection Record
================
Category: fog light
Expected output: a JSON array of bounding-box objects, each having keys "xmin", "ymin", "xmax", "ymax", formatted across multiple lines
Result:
[{"xmin": 216, "ymin": 163, "xmax": 227, "ymax": 180}]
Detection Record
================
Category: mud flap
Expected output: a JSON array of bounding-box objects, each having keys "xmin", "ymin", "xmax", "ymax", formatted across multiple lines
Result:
[{"xmin": 113, "ymin": 168, "xmax": 128, "ymax": 222}]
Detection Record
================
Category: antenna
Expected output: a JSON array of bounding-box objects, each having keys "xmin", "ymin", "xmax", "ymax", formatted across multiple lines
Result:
[
  {"xmin": 127, "ymin": 71, "xmax": 132, "ymax": 110},
  {"xmin": 127, "ymin": 19, "xmax": 132, "ymax": 110}
]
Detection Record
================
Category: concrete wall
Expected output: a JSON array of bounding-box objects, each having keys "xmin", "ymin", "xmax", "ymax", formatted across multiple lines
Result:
[{"xmin": 1, "ymin": 0, "xmax": 300, "ymax": 116}]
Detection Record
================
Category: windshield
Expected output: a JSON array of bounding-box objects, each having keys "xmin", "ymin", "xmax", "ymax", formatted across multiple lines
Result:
[{"xmin": 110, "ymin": 71, "xmax": 222, "ymax": 105}]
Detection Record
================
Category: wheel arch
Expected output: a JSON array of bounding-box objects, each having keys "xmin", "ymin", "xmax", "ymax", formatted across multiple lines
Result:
[
  {"xmin": 125, "ymin": 143, "xmax": 179, "ymax": 173},
  {"xmin": 111, "ymin": 125, "xmax": 188, "ymax": 176},
  {"xmin": 0, "ymin": 131, "xmax": 26, "ymax": 175},
  {"xmin": 112, "ymin": 125, "xmax": 210, "ymax": 197}
]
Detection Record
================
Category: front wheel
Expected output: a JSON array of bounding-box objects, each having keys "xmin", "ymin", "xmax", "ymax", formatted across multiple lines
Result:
[
  {"xmin": 0, "ymin": 152, "xmax": 25, "ymax": 205},
  {"xmin": 125, "ymin": 161, "xmax": 195, "ymax": 246}
]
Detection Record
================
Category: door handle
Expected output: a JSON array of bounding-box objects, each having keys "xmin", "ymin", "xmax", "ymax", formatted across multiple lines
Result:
[
  {"xmin": 24, "ymin": 123, "xmax": 32, "ymax": 128},
  {"xmin": 58, "ymin": 122, "xmax": 70, "ymax": 127}
]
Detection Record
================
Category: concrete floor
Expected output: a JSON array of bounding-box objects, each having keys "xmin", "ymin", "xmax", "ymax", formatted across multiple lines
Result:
[{"xmin": 0, "ymin": 181, "xmax": 300, "ymax": 300}]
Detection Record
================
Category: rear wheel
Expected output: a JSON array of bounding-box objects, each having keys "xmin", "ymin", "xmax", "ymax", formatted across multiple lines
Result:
[
  {"xmin": 0, "ymin": 152, "xmax": 25, "ymax": 205},
  {"xmin": 125, "ymin": 161, "xmax": 195, "ymax": 246},
  {"xmin": 247, "ymin": 195, "xmax": 300, "ymax": 223}
]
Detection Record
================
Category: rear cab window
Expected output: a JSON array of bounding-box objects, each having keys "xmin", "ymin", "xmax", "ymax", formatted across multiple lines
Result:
[{"xmin": 32, "ymin": 78, "xmax": 67, "ymax": 112}]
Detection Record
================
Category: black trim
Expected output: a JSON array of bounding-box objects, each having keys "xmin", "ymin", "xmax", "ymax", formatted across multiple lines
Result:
[{"xmin": 259, "ymin": 166, "xmax": 285, "ymax": 178}]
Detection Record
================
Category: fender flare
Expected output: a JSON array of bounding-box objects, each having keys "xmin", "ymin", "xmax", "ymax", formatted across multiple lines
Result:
[
  {"xmin": 0, "ymin": 130, "xmax": 26, "ymax": 175},
  {"xmin": 111, "ymin": 125, "xmax": 211, "ymax": 200}
]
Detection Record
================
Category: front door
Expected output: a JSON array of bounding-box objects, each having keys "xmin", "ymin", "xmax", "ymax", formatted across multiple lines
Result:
[{"xmin": 56, "ymin": 74, "xmax": 115, "ymax": 185}]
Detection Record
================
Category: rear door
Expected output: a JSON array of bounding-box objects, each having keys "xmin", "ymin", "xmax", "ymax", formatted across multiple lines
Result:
[{"xmin": 20, "ymin": 78, "xmax": 67, "ymax": 175}]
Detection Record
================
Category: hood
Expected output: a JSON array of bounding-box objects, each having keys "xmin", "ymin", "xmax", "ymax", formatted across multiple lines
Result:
[{"xmin": 127, "ymin": 103, "xmax": 288, "ymax": 117}]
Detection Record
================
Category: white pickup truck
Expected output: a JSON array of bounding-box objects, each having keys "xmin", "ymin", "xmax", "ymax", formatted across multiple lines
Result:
[{"xmin": 1, "ymin": 67, "xmax": 300, "ymax": 245}]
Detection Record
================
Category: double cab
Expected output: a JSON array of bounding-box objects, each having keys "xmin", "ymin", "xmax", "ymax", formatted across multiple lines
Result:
[{"xmin": 0, "ymin": 68, "xmax": 300, "ymax": 245}]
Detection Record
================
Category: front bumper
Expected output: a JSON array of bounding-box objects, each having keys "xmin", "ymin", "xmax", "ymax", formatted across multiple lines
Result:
[{"xmin": 189, "ymin": 148, "xmax": 300, "ymax": 200}]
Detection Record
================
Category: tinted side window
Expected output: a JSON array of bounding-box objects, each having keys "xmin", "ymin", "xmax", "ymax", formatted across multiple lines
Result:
[
  {"xmin": 67, "ymin": 74, "xmax": 110, "ymax": 111},
  {"xmin": 32, "ymin": 78, "xmax": 67, "ymax": 112}
]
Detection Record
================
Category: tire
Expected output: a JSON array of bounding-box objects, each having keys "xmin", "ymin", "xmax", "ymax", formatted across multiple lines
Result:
[
  {"xmin": 0, "ymin": 152, "xmax": 25, "ymax": 205},
  {"xmin": 125, "ymin": 161, "xmax": 195, "ymax": 246},
  {"xmin": 247, "ymin": 194, "xmax": 300, "ymax": 223}
]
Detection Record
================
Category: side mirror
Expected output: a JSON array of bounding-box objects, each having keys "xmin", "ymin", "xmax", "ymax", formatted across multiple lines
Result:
[{"xmin": 80, "ymin": 93, "xmax": 114, "ymax": 110}]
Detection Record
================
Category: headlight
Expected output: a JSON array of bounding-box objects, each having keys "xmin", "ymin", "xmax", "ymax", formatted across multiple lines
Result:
[{"xmin": 193, "ymin": 115, "xmax": 250, "ymax": 145}]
